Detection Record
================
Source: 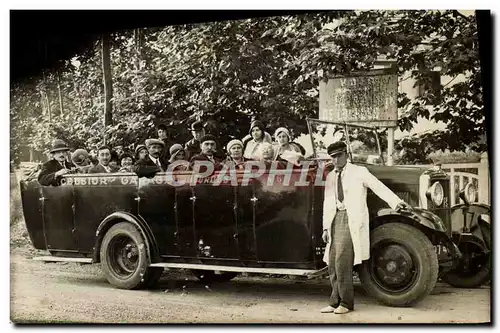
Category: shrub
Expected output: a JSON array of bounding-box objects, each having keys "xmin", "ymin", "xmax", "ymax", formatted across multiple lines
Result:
[{"xmin": 428, "ymin": 149, "xmax": 482, "ymax": 164}]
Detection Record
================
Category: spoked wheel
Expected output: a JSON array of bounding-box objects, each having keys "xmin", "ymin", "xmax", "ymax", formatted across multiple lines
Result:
[
  {"xmin": 358, "ymin": 223, "xmax": 438, "ymax": 307},
  {"xmin": 191, "ymin": 270, "xmax": 238, "ymax": 283},
  {"xmin": 443, "ymin": 204, "xmax": 491, "ymax": 288},
  {"xmin": 100, "ymin": 222, "xmax": 162, "ymax": 289}
]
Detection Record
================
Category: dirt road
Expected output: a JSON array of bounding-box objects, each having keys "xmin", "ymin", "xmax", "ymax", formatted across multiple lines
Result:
[{"xmin": 9, "ymin": 249, "xmax": 490, "ymax": 324}]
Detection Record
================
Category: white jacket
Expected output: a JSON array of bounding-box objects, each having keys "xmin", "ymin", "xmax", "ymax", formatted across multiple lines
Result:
[{"xmin": 322, "ymin": 162, "xmax": 403, "ymax": 265}]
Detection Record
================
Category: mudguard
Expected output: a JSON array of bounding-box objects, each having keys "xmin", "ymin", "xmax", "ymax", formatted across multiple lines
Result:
[
  {"xmin": 451, "ymin": 203, "xmax": 491, "ymax": 252},
  {"xmin": 375, "ymin": 207, "xmax": 447, "ymax": 233},
  {"xmin": 374, "ymin": 207, "xmax": 462, "ymax": 262},
  {"xmin": 92, "ymin": 211, "xmax": 160, "ymax": 264}
]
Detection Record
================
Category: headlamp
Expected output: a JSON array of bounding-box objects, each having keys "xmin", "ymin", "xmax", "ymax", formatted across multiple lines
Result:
[{"xmin": 426, "ymin": 181, "xmax": 444, "ymax": 206}]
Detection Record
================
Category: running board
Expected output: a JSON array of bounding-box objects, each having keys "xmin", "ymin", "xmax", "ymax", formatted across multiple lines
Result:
[
  {"xmin": 33, "ymin": 256, "xmax": 93, "ymax": 264},
  {"xmin": 31, "ymin": 256, "xmax": 326, "ymax": 277},
  {"xmin": 149, "ymin": 262, "xmax": 319, "ymax": 276}
]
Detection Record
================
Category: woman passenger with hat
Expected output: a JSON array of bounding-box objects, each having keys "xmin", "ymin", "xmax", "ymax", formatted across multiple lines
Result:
[
  {"xmin": 71, "ymin": 148, "xmax": 91, "ymax": 173},
  {"xmin": 38, "ymin": 139, "xmax": 76, "ymax": 186},
  {"xmin": 135, "ymin": 144, "xmax": 148, "ymax": 161},
  {"xmin": 242, "ymin": 120, "xmax": 273, "ymax": 160},
  {"xmin": 272, "ymin": 127, "xmax": 305, "ymax": 167},
  {"xmin": 168, "ymin": 143, "xmax": 189, "ymax": 171},
  {"xmin": 224, "ymin": 139, "xmax": 248, "ymax": 170},
  {"xmin": 118, "ymin": 152, "xmax": 135, "ymax": 173}
]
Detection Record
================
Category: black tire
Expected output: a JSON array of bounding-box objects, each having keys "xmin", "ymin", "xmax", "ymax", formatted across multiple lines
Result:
[
  {"xmin": 191, "ymin": 270, "xmax": 238, "ymax": 283},
  {"xmin": 100, "ymin": 222, "xmax": 158, "ymax": 289},
  {"xmin": 442, "ymin": 224, "xmax": 491, "ymax": 288},
  {"xmin": 358, "ymin": 223, "xmax": 438, "ymax": 307}
]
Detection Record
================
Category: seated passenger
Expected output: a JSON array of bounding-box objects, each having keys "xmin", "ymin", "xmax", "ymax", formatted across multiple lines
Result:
[
  {"xmin": 273, "ymin": 127, "xmax": 304, "ymax": 158},
  {"xmin": 189, "ymin": 135, "xmax": 223, "ymax": 171},
  {"xmin": 118, "ymin": 153, "xmax": 134, "ymax": 173},
  {"xmin": 224, "ymin": 139, "xmax": 248, "ymax": 170},
  {"xmin": 184, "ymin": 120, "xmax": 205, "ymax": 160},
  {"xmin": 88, "ymin": 148, "xmax": 99, "ymax": 166},
  {"xmin": 38, "ymin": 139, "xmax": 76, "ymax": 186},
  {"xmin": 135, "ymin": 144, "xmax": 148, "ymax": 161},
  {"xmin": 87, "ymin": 146, "xmax": 119, "ymax": 173},
  {"xmin": 113, "ymin": 145, "xmax": 125, "ymax": 159},
  {"xmin": 168, "ymin": 144, "xmax": 189, "ymax": 171},
  {"xmin": 133, "ymin": 139, "xmax": 168, "ymax": 178},
  {"xmin": 109, "ymin": 150, "xmax": 120, "ymax": 171},
  {"xmin": 254, "ymin": 142, "xmax": 282, "ymax": 169},
  {"xmin": 242, "ymin": 120, "xmax": 273, "ymax": 160},
  {"xmin": 71, "ymin": 148, "xmax": 92, "ymax": 173}
]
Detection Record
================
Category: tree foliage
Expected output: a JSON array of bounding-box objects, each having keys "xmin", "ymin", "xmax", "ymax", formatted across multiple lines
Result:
[
  {"xmin": 10, "ymin": 10, "xmax": 484, "ymax": 165},
  {"xmin": 331, "ymin": 10, "xmax": 485, "ymax": 160}
]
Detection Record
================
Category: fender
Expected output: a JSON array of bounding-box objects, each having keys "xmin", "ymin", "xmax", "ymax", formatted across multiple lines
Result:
[
  {"xmin": 374, "ymin": 207, "xmax": 447, "ymax": 233},
  {"xmin": 92, "ymin": 211, "xmax": 160, "ymax": 264},
  {"xmin": 373, "ymin": 208, "xmax": 462, "ymax": 261},
  {"xmin": 451, "ymin": 203, "xmax": 491, "ymax": 249},
  {"xmin": 451, "ymin": 232, "xmax": 489, "ymax": 254}
]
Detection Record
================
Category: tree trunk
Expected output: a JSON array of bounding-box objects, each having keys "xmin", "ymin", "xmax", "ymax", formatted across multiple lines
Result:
[
  {"xmin": 133, "ymin": 29, "xmax": 144, "ymax": 103},
  {"xmin": 134, "ymin": 28, "xmax": 144, "ymax": 70},
  {"xmin": 101, "ymin": 33, "xmax": 113, "ymax": 127},
  {"xmin": 56, "ymin": 70, "xmax": 64, "ymax": 116},
  {"xmin": 72, "ymin": 76, "xmax": 84, "ymax": 113},
  {"xmin": 42, "ymin": 72, "xmax": 51, "ymax": 123}
]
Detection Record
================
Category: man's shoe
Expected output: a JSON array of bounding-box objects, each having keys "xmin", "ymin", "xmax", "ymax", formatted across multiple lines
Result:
[
  {"xmin": 334, "ymin": 305, "xmax": 351, "ymax": 314},
  {"xmin": 320, "ymin": 305, "xmax": 336, "ymax": 313}
]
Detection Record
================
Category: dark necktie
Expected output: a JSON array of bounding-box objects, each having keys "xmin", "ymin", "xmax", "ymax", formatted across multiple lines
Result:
[
  {"xmin": 155, "ymin": 160, "xmax": 162, "ymax": 171},
  {"xmin": 336, "ymin": 168, "xmax": 344, "ymax": 202}
]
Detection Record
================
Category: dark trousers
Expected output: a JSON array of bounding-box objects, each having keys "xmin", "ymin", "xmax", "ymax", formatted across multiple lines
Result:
[{"xmin": 328, "ymin": 210, "xmax": 354, "ymax": 310}]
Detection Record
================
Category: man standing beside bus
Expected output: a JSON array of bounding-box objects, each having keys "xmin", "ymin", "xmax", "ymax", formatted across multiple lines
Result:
[{"xmin": 320, "ymin": 141, "xmax": 412, "ymax": 314}]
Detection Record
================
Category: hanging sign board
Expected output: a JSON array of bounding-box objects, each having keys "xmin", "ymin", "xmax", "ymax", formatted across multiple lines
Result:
[{"xmin": 319, "ymin": 71, "xmax": 398, "ymax": 127}]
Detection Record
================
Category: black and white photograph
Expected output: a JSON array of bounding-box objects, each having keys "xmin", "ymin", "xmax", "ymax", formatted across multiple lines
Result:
[{"xmin": 9, "ymin": 8, "xmax": 491, "ymax": 324}]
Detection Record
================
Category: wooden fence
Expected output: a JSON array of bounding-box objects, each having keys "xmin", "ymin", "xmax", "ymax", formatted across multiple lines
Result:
[
  {"xmin": 442, "ymin": 152, "xmax": 490, "ymax": 206},
  {"xmin": 399, "ymin": 153, "xmax": 490, "ymax": 206}
]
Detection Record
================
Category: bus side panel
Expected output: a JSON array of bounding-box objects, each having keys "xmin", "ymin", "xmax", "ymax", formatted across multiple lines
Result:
[{"xmin": 72, "ymin": 174, "xmax": 137, "ymax": 253}]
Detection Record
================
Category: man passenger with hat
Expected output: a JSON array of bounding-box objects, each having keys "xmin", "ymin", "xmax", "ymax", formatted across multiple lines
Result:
[
  {"xmin": 184, "ymin": 120, "xmax": 205, "ymax": 160},
  {"xmin": 38, "ymin": 139, "xmax": 76, "ymax": 186},
  {"xmin": 157, "ymin": 123, "xmax": 172, "ymax": 164},
  {"xmin": 133, "ymin": 138, "xmax": 168, "ymax": 178},
  {"xmin": 320, "ymin": 141, "xmax": 412, "ymax": 315},
  {"xmin": 189, "ymin": 134, "xmax": 222, "ymax": 171}
]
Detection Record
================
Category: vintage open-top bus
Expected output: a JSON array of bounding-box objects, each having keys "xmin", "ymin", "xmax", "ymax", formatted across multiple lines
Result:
[{"xmin": 19, "ymin": 119, "xmax": 491, "ymax": 307}]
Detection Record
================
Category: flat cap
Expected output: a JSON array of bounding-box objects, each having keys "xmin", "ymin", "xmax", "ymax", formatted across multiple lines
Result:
[
  {"xmin": 145, "ymin": 138, "xmax": 165, "ymax": 147},
  {"xmin": 327, "ymin": 141, "xmax": 348, "ymax": 157}
]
